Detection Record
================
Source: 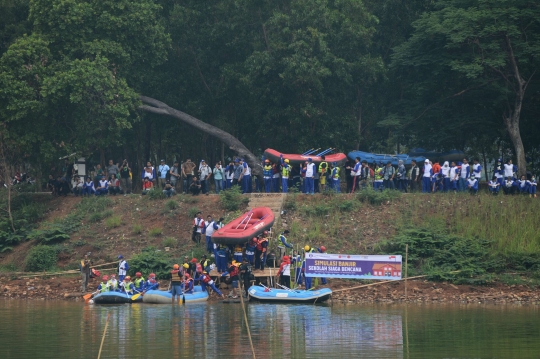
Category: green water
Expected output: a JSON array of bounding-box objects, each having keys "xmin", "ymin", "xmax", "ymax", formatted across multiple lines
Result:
[{"xmin": 0, "ymin": 300, "xmax": 538, "ymax": 359}]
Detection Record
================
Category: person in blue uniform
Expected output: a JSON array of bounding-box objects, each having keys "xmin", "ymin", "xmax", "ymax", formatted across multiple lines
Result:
[
  {"xmin": 245, "ymin": 237, "xmax": 257, "ymax": 266},
  {"xmin": 145, "ymin": 273, "xmax": 159, "ymax": 291},
  {"xmin": 255, "ymin": 233, "xmax": 269, "ymax": 271},
  {"xmin": 529, "ymin": 175, "xmax": 537, "ymax": 198}
]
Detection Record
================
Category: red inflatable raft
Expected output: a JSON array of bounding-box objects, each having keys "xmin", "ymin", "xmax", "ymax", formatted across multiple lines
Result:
[
  {"xmin": 264, "ymin": 148, "xmax": 347, "ymax": 167},
  {"xmin": 212, "ymin": 207, "xmax": 274, "ymax": 245}
]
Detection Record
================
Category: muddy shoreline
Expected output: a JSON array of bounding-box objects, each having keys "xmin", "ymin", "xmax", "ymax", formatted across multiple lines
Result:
[{"xmin": 1, "ymin": 275, "xmax": 539, "ymax": 305}]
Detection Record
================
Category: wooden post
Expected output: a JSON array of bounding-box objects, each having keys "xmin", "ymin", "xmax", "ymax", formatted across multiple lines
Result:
[{"xmin": 405, "ymin": 244, "xmax": 408, "ymax": 300}]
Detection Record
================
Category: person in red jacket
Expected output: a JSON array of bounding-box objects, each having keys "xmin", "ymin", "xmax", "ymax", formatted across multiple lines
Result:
[
  {"xmin": 277, "ymin": 255, "xmax": 291, "ymax": 288},
  {"xmin": 221, "ymin": 261, "xmax": 240, "ymax": 298},
  {"xmin": 195, "ymin": 271, "xmax": 225, "ymax": 299}
]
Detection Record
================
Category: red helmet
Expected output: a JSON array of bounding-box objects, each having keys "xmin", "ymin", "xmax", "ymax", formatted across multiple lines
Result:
[
  {"xmin": 320, "ymin": 246, "xmax": 326, "ymax": 252},
  {"xmin": 184, "ymin": 273, "xmax": 191, "ymax": 279},
  {"xmin": 102, "ymin": 275, "xmax": 109, "ymax": 281},
  {"xmin": 149, "ymin": 273, "xmax": 156, "ymax": 278},
  {"xmin": 136, "ymin": 272, "xmax": 142, "ymax": 277},
  {"xmin": 263, "ymin": 231, "xmax": 268, "ymax": 235}
]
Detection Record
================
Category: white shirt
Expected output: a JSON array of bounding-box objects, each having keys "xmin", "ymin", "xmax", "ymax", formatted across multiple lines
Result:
[
  {"xmin": 194, "ymin": 217, "xmax": 204, "ymax": 234},
  {"xmin": 280, "ymin": 263, "xmax": 290, "ymax": 276},
  {"xmin": 423, "ymin": 164, "xmax": 432, "ymax": 178},
  {"xmin": 118, "ymin": 260, "xmax": 127, "ymax": 276},
  {"xmin": 199, "ymin": 165, "xmax": 211, "ymax": 180},
  {"xmin": 449, "ymin": 167, "xmax": 459, "ymax": 180},
  {"xmin": 306, "ymin": 163, "xmax": 316, "ymax": 178},
  {"xmin": 205, "ymin": 221, "xmax": 216, "ymax": 236},
  {"xmin": 472, "ymin": 164, "xmax": 482, "ymax": 179},
  {"xmin": 440, "ymin": 166, "xmax": 450, "ymax": 177},
  {"xmin": 504, "ymin": 164, "xmax": 514, "ymax": 178},
  {"xmin": 244, "ymin": 164, "xmax": 251, "ymax": 176},
  {"xmin": 460, "ymin": 164, "xmax": 469, "ymax": 178}
]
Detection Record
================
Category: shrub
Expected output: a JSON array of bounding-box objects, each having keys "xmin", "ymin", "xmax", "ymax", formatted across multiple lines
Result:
[
  {"xmin": 357, "ymin": 188, "xmax": 402, "ymax": 205},
  {"xmin": 178, "ymin": 194, "xmax": 198, "ymax": 204},
  {"xmin": 106, "ymin": 215, "xmax": 122, "ymax": 228},
  {"xmin": 165, "ymin": 200, "xmax": 178, "ymax": 210},
  {"xmin": 301, "ymin": 204, "xmax": 331, "ymax": 217},
  {"xmin": 132, "ymin": 224, "xmax": 143, "ymax": 234},
  {"xmin": 187, "ymin": 207, "xmax": 200, "ymax": 218},
  {"xmin": 283, "ymin": 195, "xmax": 297, "ymax": 211},
  {"xmin": 147, "ymin": 189, "xmax": 165, "ymax": 200},
  {"xmin": 27, "ymin": 227, "xmax": 70, "ymax": 244},
  {"xmin": 127, "ymin": 247, "xmax": 171, "ymax": 279},
  {"xmin": 149, "ymin": 227, "xmax": 163, "ymax": 237},
  {"xmin": 162, "ymin": 237, "xmax": 177, "ymax": 248},
  {"xmin": 25, "ymin": 245, "xmax": 57, "ymax": 272},
  {"xmin": 338, "ymin": 200, "xmax": 359, "ymax": 212},
  {"xmin": 219, "ymin": 186, "xmax": 248, "ymax": 211}
]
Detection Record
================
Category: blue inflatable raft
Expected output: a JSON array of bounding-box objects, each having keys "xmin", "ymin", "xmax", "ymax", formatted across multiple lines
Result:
[
  {"xmin": 92, "ymin": 291, "xmax": 143, "ymax": 304},
  {"xmin": 142, "ymin": 286, "xmax": 209, "ymax": 304},
  {"xmin": 347, "ymin": 151, "xmax": 425, "ymax": 168},
  {"xmin": 248, "ymin": 286, "xmax": 332, "ymax": 303}
]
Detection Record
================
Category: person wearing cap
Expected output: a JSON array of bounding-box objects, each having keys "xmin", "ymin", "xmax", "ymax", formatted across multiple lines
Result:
[
  {"xmin": 459, "ymin": 158, "xmax": 470, "ymax": 192},
  {"xmin": 158, "ymin": 160, "xmax": 170, "ymax": 189},
  {"xmin": 245, "ymin": 237, "xmax": 257, "ymax": 266},
  {"xmin": 163, "ymin": 179, "xmax": 175, "ymax": 198},
  {"xmin": 145, "ymin": 273, "xmax": 159, "ymax": 291},
  {"xmin": 422, "ymin": 159, "xmax": 433, "ymax": 193},
  {"xmin": 117, "ymin": 255, "xmax": 129, "ymax": 282},
  {"xmin": 280, "ymin": 155, "xmax": 291, "ymax": 193},
  {"xmin": 203, "ymin": 215, "xmax": 219, "ymax": 254},
  {"xmin": 304, "ymin": 158, "xmax": 316, "ymax": 195},
  {"xmin": 169, "ymin": 264, "xmax": 184, "ymax": 304},
  {"xmin": 263, "ymin": 159, "xmax": 273, "ymax": 193},
  {"xmin": 199, "ymin": 160, "xmax": 212, "ymax": 195}
]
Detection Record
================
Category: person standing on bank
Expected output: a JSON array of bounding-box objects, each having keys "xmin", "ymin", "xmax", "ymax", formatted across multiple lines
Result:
[
  {"xmin": 199, "ymin": 160, "xmax": 212, "ymax": 195},
  {"xmin": 119, "ymin": 159, "xmax": 132, "ymax": 194},
  {"xmin": 80, "ymin": 254, "xmax": 91, "ymax": 293},
  {"xmin": 213, "ymin": 161, "xmax": 224, "ymax": 194},
  {"xmin": 182, "ymin": 158, "xmax": 196, "ymax": 193},
  {"xmin": 203, "ymin": 215, "xmax": 219, "ymax": 254},
  {"xmin": 408, "ymin": 160, "xmax": 420, "ymax": 192},
  {"xmin": 169, "ymin": 161, "xmax": 180, "ymax": 191},
  {"xmin": 422, "ymin": 159, "xmax": 433, "ymax": 193},
  {"xmin": 304, "ymin": 158, "xmax": 316, "ymax": 195}
]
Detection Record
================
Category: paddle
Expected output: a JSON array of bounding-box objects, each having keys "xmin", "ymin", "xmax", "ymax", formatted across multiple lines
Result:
[
  {"xmin": 131, "ymin": 289, "xmax": 144, "ymax": 301},
  {"xmin": 235, "ymin": 210, "xmax": 253, "ymax": 229},
  {"xmin": 83, "ymin": 290, "xmax": 99, "ymax": 302}
]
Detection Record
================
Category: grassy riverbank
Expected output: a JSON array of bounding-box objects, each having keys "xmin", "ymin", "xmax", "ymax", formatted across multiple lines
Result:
[{"xmin": 1, "ymin": 189, "xmax": 539, "ymax": 288}]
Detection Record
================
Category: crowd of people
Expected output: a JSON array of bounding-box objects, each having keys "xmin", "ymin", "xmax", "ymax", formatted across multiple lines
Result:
[{"xmin": 44, "ymin": 155, "xmax": 537, "ymax": 198}]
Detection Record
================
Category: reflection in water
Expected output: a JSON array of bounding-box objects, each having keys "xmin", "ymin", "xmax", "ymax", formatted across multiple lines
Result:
[{"xmin": 0, "ymin": 301, "xmax": 539, "ymax": 359}]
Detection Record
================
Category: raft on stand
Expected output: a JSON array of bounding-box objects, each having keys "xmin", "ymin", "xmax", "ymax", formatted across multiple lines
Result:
[
  {"xmin": 142, "ymin": 286, "xmax": 209, "ymax": 304},
  {"xmin": 264, "ymin": 148, "xmax": 347, "ymax": 167},
  {"xmin": 248, "ymin": 285, "xmax": 332, "ymax": 304},
  {"xmin": 212, "ymin": 207, "xmax": 274, "ymax": 246},
  {"xmin": 92, "ymin": 291, "xmax": 143, "ymax": 304}
]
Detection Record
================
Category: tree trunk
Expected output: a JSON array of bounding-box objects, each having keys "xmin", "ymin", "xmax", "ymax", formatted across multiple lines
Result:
[
  {"xmin": 139, "ymin": 96, "xmax": 262, "ymax": 177},
  {"xmin": 505, "ymin": 115, "xmax": 527, "ymax": 176}
]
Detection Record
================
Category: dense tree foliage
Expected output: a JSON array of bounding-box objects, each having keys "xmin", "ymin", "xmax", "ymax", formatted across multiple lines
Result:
[{"xmin": 0, "ymin": 0, "xmax": 539, "ymax": 182}]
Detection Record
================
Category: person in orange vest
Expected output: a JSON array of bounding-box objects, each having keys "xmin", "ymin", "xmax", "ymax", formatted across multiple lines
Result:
[
  {"xmin": 255, "ymin": 231, "xmax": 269, "ymax": 271},
  {"xmin": 221, "ymin": 261, "xmax": 240, "ymax": 298},
  {"xmin": 277, "ymin": 255, "xmax": 291, "ymax": 288},
  {"xmin": 169, "ymin": 264, "xmax": 184, "ymax": 304},
  {"xmin": 184, "ymin": 273, "xmax": 194, "ymax": 294}
]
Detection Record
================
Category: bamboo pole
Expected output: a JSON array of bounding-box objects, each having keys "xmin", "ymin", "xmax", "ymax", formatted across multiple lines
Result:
[
  {"xmin": 97, "ymin": 312, "xmax": 111, "ymax": 359},
  {"xmin": 19, "ymin": 268, "xmax": 116, "ymax": 279},
  {"xmin": 238, "ymin": 280, "xmax": 256, "ymax": 359},
  {"xmin": 405, "ymin": 244, "xmax": 408, "ymax": 300}
]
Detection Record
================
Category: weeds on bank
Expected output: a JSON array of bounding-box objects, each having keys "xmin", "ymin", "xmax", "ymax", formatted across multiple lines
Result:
[
  {"xmin": 147, "ymin": 189, "xmax": 165, "ymax": 200},
  {"xmin": 132, "ymin": 224, "xmax": 143, "ymax": 234},
  {"xmin": 219, "ymin": 186, "xmax": 249, "ymax": 211},
  {"xmin": 148, "ymin": 227, "xmax": 163, "ymax": 237},
  {"xmin": 187, "ymin": 207, "xmax": 200, "ymax": 218},
  {"xmin": 356, "ymin": 188, "xmax": 402, "ymax": 205},
  {"xmin": 106, "ymin": 215, "xmax": 122, "ymax": 228},
  {"xmin": 165, "ymin": 200, "xmax": 178, "ymax": 210},
  {"xmin": 162, "ymin": 237, "xmax": 177, "ymax": 248}
]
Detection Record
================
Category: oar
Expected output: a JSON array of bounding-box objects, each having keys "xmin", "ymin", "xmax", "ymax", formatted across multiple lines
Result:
[
  {"xmin": 242, "ymin": 212, "xmax": 254, "ymax": 230},
  {"xmin": 131, "ymin": 288, "xmax": 144, "ymax": 301},
  {"xmin": 83, "ymin": 290, "xmax": 99, "ymax": 302},
  {"xmin": 235, "ymin": 210, "xmax": 253, "ymax": 229},
  {"xmin": 306, "ymin": 148, "xmax": 321, "ymax": 155},
  {"xmin": 302, "ymin": 148, "xmax": 314, "ymax": 155},
  {"xmin": 250, "ymin": 214, "xmax": 268, "ymax": 227}
]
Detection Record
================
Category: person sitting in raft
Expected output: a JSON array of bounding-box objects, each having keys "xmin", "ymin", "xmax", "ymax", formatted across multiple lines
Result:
[
  {"xmin": 145, "ymin": 273, "xmax": 159, "ymax": 291},
  {"xmin": 119, "ymin": 276, "xmax": 136, "ymax": 295},
  {"xmin": 221, "ymin": 261, "xmax": 240, "ymax": 298},
  {"xmin": 108, "ymin": 274, "xmax": 118, "ymax": 291},
  {"xmin": 183, "ymin": 273, "xmax": 194, "ymax": 294},
  {"xmin": 195, "ymin": 271, "xmax": 224, "ymax": 299},
  {"xmin": 134, "ymin": 272, "xmax": 145, "ymax": 291},
  {"xmin": 97, "ymin": 275, "xmax": 110, "ymax": 293}
]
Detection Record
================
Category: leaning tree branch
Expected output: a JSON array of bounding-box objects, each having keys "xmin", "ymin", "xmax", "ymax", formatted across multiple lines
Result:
[{"xmin": 139, "ymin": 96, "xmax": 262, "ymax": 177}]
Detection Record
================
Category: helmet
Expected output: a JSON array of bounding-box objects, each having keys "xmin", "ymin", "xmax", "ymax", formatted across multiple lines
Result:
[
  {"xmin": 320, "ymin": 246, "xmax": 326, "ymax": 252},
  {"xmin": 173, "ymin": 264, "xmax": 179, "ymax": 270},
  {"xmin": 102, "ymin": 275, "xmax": 109, "ymax": 281},
  {"xmin": 110, "ymin": 274, "xmax": 116, "ymax": 278},
  {"xmin": 263, "ymin": 231, "xmax": 268, "ymax": 235},
  {"xmin": 149, "ymin": 273, "xmax": 156, "ymax": 278},
  {"xmin": 136, "ymin": 272, "xmax": 142, "ymax": 278},
  {"xmin": 184, "ymin": 273, "xmax": 191, "ymax": 279},
  {"xmin": 284, "ymin": 159, "xmax": 289, "ymax": 163},
  {"xmin": 117, "ymin": 255, "xmax": 123, "ymax": 259},
  {"xmin": 304, "ymin": 245, "xmax": 310, "ymax": 251},
  {"xmin": 265, "ymin": 159, "xmax": 270, "ymax": 163},
  {"xmin": 191, "ymin": 258, "xmax": 197, "ymax": 263},
  {"xmin": 125, "ymin": 276, "xmax": 131, "ymax": 281},
  {"xmin": 183, "ymin": 263, "xmax": 189, "ymax": 269},
  {"xmin": 203, "ymin": 271, "xmax": 208, "ymax": 274}
]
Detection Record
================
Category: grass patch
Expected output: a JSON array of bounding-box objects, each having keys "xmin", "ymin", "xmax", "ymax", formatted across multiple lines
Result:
[
  {"xmin": 162, "ymin": 237, "xmax": 177, "ymax": 248},
  {"xmin": 148, "ymin": 227, "xmax": 163, "ymax": 237},
  {"xmin": 147, "ymin": 189, "xmax": 165, "ymax": 200},
  {"xmin": 178, "ymin": 194, "xmax": 198, "ymax": 204},
  {"xmin": 165, "ymin": 200, "xmax": 178, "ymax": 210},
  {"xmin": 132, "ymin": 224, "xmax": 143, "ymax": 234},
  {"xmin": 88, "ymin": 212, "xmax": 104, "ymax": 223},
  {"xmin": 187, "ymin": 207, "xmax": 201, "ymax": 218},
  {"xmin": 356, "ymin": 188, "xmax": 402, "ymax": 205},
  {"xmin": 76, "ymin": 197, "xmax": 113, "ymax": 214},
  {"xmin": 106, "ymin": 215, "xmax": 122, "ymax": 228}
]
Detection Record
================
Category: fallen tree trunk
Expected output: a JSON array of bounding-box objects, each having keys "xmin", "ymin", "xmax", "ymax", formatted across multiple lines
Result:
[{"xmin": 139, "ymin": 96, "xmax": 262, "ymax": 177}]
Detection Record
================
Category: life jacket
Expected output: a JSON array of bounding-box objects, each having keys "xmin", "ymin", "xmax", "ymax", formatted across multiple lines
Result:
[
  {"xmin": 256, "ymin": 238, "xmax": 268, "ymax": 251},
  {"xmin": 123, "ymin": 281, "xmax": 134, "ymax": 293},
  {"xmin": 184, "ymin": 278, "xmax": 194, "ymax": 290},
  {"xmin": 107, "ymin": 279, "xmax": 118, "ymax": 290},
  {"xmin": 201, "ymin": 259, "xmax": 210, "ymax": 268},
  {"xmin": 318, "ymin": 161, "xmax": 328, "ymax": 175},
  {"xmin": 281, "ymin": 164, "xmax": 290, "ymax": 178},
  {"xmin": 332, "ymin": 167, "xmax": 340, "ymax": 179},
  {"xmin": 201, "ymin": 274, "xmax": 211, "ymax": 284},
  {"xmin": 263, "ymin": 165, "xmax": 273, "ymax": 178},
  {"xmin": 134, "ymin": 277, "xmax": 145, "ymax": 289},
  {"xmin": 375, "ymin": 169, "xmax": 383, "ymax": 181},
  {"xmin": 171, "ymin": 269, "xmax": 182, "ymax": 283},
  {"xmin": 99, "ymin": 282, "xmax": 109, "ymax": 293},
  {"xmin": 234, "ymin": 246, "xmax": 243, "ymax": 255},
  {"xmin": 229, "ymin": 266, "xmax": 239, "ymax": 278}
]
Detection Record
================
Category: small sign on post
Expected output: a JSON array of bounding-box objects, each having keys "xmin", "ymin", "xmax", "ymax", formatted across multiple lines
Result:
[{"xmin": 304, "ymin": 253, "xmax": 402, "ymax": 280}]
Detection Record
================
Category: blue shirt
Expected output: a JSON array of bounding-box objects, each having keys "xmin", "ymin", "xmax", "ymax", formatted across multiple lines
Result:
[{"xmin": 158, "ymin": 164, "xmax": 170, "ymax": 178}]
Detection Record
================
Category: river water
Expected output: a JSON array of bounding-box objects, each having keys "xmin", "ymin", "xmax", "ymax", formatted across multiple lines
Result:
[{"xmin": 0, "ymin": 300, "xmax": 538, "ymax": 359}]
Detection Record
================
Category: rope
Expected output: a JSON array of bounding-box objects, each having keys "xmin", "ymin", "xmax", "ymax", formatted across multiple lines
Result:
[{"xmin": 238, "ymin": 280, "xmax": 256, "ymax": 359}]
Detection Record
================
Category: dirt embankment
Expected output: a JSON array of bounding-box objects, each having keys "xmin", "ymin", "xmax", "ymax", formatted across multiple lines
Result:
[{"xmin": 1, "ymin": 275, "xmax": 539, "ymax": 305}]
